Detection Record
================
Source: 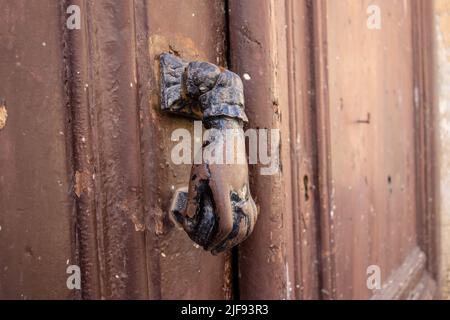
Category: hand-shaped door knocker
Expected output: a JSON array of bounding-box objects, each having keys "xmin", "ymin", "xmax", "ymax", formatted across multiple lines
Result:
[{"xmin": 160, "ymin": 53, "xmax": 258, "ymax": 255}]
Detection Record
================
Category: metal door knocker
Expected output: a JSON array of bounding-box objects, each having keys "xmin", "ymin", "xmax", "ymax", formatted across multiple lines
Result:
[{"xmin": 160, "ymin": 53, "xmax": 258, "ymax": 254}]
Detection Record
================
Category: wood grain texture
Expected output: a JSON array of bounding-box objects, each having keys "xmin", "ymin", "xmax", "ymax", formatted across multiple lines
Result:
[
  {"xmin": 371, "ymin": 247, "xmax": 436, "ymax": 299},
  {"xmin": 411, "ymin": 0, "xmax": 438, "ymax": 281},
  {"xmin": 0, "ymin": 0, "xmax": 78, "ymax": 299},
  {"xmin": 144, "ymin": 0, "xmax": 231, "ymax": 300},
  {"xmin": 67, "ymin": 0, "xmax": 149, "ymax": 299},
  {"xmin": 371, "ymin": 247, "xmax": 433, "ymax": 299},
  {"xmin": 64, "ymin": 0, "xmax": 231, "ymax": 299},
  {"xmin": 315, "ymin": 0, "xmax": 437, "ymax": 299},
  {"xmin": 228, "ymin": 0, "xmax": 321, "ymax": 299}
]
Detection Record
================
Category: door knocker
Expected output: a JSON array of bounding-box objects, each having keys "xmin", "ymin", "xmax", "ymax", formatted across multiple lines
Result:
[{"xmin": 160, "ymin": 53, "xmax": 258, "ymax": 255}]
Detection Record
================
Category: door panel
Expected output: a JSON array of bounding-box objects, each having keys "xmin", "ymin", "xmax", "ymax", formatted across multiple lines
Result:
[
  {"xmin": 0, "ymin": 1, "xmax": 77, "ymax": 299},
  {"xmin": 228, "ymin": 0, "xmax": 436, "ymax": 300},
  {"xmin": 145, "ymin": 0, "xmax": 230, "ymax": 300},
  {"xmin": 320, "ymin": 0, "xmax": 435, "ymax": 299},
  {"xmin": 69, "ymin": 0, "xmax": 231, "ymax": 299}
]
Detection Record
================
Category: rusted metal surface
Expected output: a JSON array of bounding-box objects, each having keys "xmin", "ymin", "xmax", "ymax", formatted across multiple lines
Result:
[{"xmin": 0, "ymin": 0, "xmax": 78, "ymax": 299}]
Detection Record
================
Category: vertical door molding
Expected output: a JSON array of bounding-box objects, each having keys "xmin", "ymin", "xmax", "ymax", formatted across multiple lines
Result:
[
  {"xmin": 228, "ymin": 0, "xmax": 321, "ymax": 299},
  {"xmin": 411, "ymin": 0, "xmax": 439, "ymax": 282},
  {"xmin": 64, "ymin": 0, "xmax": 149, "ymax": 299},
  {"xmin": 309, "ymin": 0, "xmax": 337, "ymax": 300}
]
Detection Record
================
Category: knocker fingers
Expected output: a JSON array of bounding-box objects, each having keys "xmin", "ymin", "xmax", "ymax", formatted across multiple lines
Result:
[
  {"xmin": 209, "ymin": 187, "xmax": 258, "ymax": 255},
  {"xmin": 172, "ymin": 168, "xmax": 258, "ymax": 254}
]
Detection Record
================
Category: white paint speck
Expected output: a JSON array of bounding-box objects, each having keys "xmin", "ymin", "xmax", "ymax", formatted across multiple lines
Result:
[
  {"xmin": 170, "ymin": 185, "xmax": 175, "ymax": 191},
  {"xmin": 130, "ymin": 82, "xmax": 133, "ymax": 88},
  {"xmin": 243, "ymin": 73, "xmax": 251, "ymax": 81},
  {"xmin": 161, "ymin": 252, "xmax": 166, "ymax": 258},
  {"xmin": 192, "ymin": 13, "xmax": 195, "ymax": 17},
  {"xmin": 81, "ymin": 136, "xmax": 86, "ymax": 143},
  {"xmin": 66, "ymin": 259, "xmax": 70, "ymax": 265},
  {"xmin": 115, "ymin": 274, "xmax": 120, "ymax": 279},
  {"xmin": 42, "ymin": 42, "xmax": 46, "ymax": 47},
  {"xmin": 414, "ymin": 86, "xmax": 420, "ymax": 108}
]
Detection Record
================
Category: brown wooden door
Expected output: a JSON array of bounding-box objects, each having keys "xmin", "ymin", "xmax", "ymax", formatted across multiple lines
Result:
[
  {"xmin": 315, "ymin": 0, "xmax": 436, "ymax": 299},
  {"xmin": 0, "ymin": 0, "xmax": 231, "ymax": 300},
  {"xmin": 0, "ymin": 0, "xmax": 437, "ymax": 300},
  {"xmin": 228, "ymin": 0, "xmax": 436, "ymax": 300}
]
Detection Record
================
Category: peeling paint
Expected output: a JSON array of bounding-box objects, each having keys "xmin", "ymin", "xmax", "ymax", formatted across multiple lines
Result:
[
  {"xmin": 74, "ymin": 170, "xmax": 90, "ymax": 198},
  {"xmin": 0, "ymin": 99, "xmax": 7, "ymax": 130},
  {"xmin": 74, "ymin": 171, "xmax": 83, "ymax": 198}
]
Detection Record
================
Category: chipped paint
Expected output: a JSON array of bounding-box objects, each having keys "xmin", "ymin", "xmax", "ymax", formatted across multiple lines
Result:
[
  {"xmin": 74, "ymin": 171, "xmax": 84, "ymax": 198},
  {"xmin": 0, "ymin": 99, "xmax": 7, "ymax": 130}
]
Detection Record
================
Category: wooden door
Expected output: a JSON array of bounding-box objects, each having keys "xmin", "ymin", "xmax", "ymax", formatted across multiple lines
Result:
[
  {"xmin": 316, "ymin": 0, "xmax": 436, "ymax": 299},
  {"xmin": 228, "ymin": 0, "xmax": 436, "ymax": 300},
  {"xmin": 0, "ymin": 0, "xmax": 231, "ymax": 300},
  {"xmin": 0, "ymin": 0, "xmax": 437, "ymax": 300}
]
